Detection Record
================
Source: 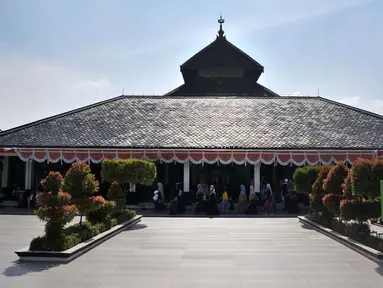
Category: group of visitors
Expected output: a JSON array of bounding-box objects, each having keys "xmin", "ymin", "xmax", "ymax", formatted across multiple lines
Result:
[{"xmin": 152, "ymin": 178, "xmax": 300, "ymax": 215}]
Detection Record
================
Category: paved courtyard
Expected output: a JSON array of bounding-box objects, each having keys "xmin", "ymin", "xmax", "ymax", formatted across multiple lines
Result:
[{"xmin": 0, "ymin": 215, "xmax": 382, "ymax": 288}]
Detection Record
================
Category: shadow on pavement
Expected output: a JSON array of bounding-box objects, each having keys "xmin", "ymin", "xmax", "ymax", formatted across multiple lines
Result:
[
  {"xmin": 300, "ymin": 223, "xmax": 314, "ymax": 230},
  {"xmin": 375, "ymin": 264, "xmax": 383, "ymax": 277},
  {"xmin": 3, "ymin": 260, "xmax": 62, "ymax": 277},
  {"xmin": 122, "ymin": 223, "xmax": 147, "ymax": 232}
]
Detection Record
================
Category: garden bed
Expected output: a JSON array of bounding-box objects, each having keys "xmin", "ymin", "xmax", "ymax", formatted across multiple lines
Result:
[
  {"xmin": 299, "ymin": 216, "xmax": 383, "ymax": 264},
  {"xmin": 15, "ymin": 215, "xmax": 142, "ymax": 263}
]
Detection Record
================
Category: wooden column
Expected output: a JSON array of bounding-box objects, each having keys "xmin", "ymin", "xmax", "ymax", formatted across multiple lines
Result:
[
  {"xmin": 253, "ymin": 162, "xmax": 261, "ymax": 193},
  {"xmin": 24, "ymin": 161, "xmax": 33, "ymax": 190},
  {"xmin": 1, "ymin": 156, "xmax": 9, "ymax": 188},
  {"xmin": 183, "ymin": 161, "xmax": 190, "ymax": 193}
]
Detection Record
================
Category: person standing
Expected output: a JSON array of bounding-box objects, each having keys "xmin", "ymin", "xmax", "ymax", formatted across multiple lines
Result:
[
  {"xmin": 264, "ymin": 183, "xmax": 274, "ymax": 214},
  {"xmin": 195, "ymin": 184, "xmax": 207, "ymax": 213},
  {"xmin": 176, "ymin": 183, "xmax": 186, "ymax": 213},
  {"xmin": 207, "ymin": 185, "xmax": 220, "ymax": 215},
  {"xmin": 237, "ymin": 185, "xmax": 247, "ymax": 214},
  {"xmin": 246, "ymin": 185, "xmax": 258, "ymax": 214},
  {"xmin": 220, "ymin": 187, "xmax": 229, "ymax": 215}
]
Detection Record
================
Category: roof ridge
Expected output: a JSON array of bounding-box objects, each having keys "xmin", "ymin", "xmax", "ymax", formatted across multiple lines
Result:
[
  {"xmin": 318, "ymin": 96, "xmax": 383, "ymax": 120},
  {"xmin": 0, "ymin": 95, "xmax": 127, "ymax": 137}
]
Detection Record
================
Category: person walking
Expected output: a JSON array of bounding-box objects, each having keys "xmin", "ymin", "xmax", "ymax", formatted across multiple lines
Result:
[{"xmin": 264, "ymin": 183, "xmax": 274, "ymax": 214}]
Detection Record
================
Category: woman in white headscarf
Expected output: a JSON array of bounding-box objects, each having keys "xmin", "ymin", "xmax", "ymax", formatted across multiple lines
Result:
[{"xmin": 264, "ymin": 183, "xmax": 274, "ymax": 214}]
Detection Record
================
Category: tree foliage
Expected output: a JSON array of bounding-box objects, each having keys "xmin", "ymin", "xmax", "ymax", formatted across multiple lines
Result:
[
  {"xmin": 323, "ymin": 161, "xmax": 349, "ymax": 196},
  {"xmin": 293, "ymin": 166, "xmax": 322, "ymax": 194},
  {"xmin": 101, "ymin": 159, "xmax": 157, "ymax": 187},
  {"xmin": 63, "ymin": 162, "xmax": 100, "ymax": 224},
  {"xmin": 107, "ymin": 181, "xmax": 125, "ymax": 212},
  {"xmin": 35, "ymin": 172, "xmax": 77, "ymax": 242}
]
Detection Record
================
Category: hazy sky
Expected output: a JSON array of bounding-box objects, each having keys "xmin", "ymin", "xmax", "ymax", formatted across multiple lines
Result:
[{"xmin": 0, "ymin": 0, "xmax": 382, "ymax": 130}]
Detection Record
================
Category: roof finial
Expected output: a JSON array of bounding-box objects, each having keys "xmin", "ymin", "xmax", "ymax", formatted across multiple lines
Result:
[{"xmin": 217, "ymin": 15, "xmax": 225, "ymax": 38}]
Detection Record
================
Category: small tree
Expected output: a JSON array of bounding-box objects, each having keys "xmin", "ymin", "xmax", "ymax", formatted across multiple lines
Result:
[
  {"xmin": 350, "ymin": 159, "xmax": 372, "ymax": 196},
  {"xmin": 309, "ymin": 166, "xmax": 332, "ymax": 214},
  {"xmin": 342, "ymin": 171, "xmax": 353, "ymax": 199},
  {"xmin": 36, "ymin": 172, "xmax": 77, "ymax": 244},
  {"xmin": 101, "ymin": 159, "xmax": 157, "ymax": 206},
  {"xmin": 293, "ymin": 166, "xmax": 322, "ymax": 193},
  {"xmin": 63, "ymin": 162, "xmax": 100, "ymax": 225},
  {"xmin": 371, "ymin": 160, "xmax": 383, "ymax": 197},
  {"xmin": 107, "ymin": 181, "xmax": 125, "ymax": 212},
  {"xmin": 323, "ymin": 161, "xmax": 349, "ymax": 196}
]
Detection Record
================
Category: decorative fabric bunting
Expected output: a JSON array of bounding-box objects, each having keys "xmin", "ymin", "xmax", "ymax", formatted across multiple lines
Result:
[{"xmin": 10, "ymin": 148, "xmax": 379, "ymax": 166}]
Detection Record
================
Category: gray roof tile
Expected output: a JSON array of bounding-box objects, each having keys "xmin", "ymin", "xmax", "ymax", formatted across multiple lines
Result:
[{"xmin": 0, "ymin": 96, "xmax": 382, "ymax": 150}]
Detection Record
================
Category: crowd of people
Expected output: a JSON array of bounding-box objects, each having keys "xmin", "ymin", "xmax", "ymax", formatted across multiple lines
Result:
[{"xmin": 152, "ymin": 179, "xmax": 300, "ymax": 216}]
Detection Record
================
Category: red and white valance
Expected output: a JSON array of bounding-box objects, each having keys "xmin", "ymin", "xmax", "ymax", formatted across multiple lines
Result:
[{"xmin": 11, "ymin": 148, "xmax": 380, "ymax": 166}]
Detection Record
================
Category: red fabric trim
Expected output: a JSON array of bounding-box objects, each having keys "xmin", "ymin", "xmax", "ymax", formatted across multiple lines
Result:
[
  {"xmin": 320, "ymin": 153, "xmax": 332, "ymax": 164},
  {"xmin": 333, "ymin": 152, "xmax": 347, "ymax": 162},
  {"xmin": 360, "ymin": 153, "xmax": 374, "ymax": 160},
  {"xmin": 218, "ymin": 152, "xmax": 231, "ymax": 162},
  {"xmin": 277, "ymin": 152, "xmax": 290, "ymax": 163},
  {"xmin": 75, "ymin": 151, "xmax": 88, "ymax": 161},
  {"xmin": 292, "ymin": 153, "xmax": 305, "ymax": 164},
  {"xmin": 190, "ymin": 151, "xmax": 203, "ymax": 162},
  {"xmin": 233, "ymin": 152, "xmax": 246, "ymax": 162},
  {"xmin": 49, "ymin": 151, "xmax": 61, "ymax": 161},
  {"xmin": 204, "ymin": 151, "xmax": 218, "ymax": 163},
  {"xmin": 305, "ymin": 153, "xmax": 319, "ymax": 164},
  {"xmin": 247, "ymin": 152, "xmax": 260, "ymax": 162},
  {"xmin": 175, "ymin": 151, "xmax": 189, "ymax": 161},
  {"xmin": 90, "ymin": 152, "xmax": 103, "ymax": 161},
  {"xmin": 62, "ymin": 150, "xmax": 76, "ymax": 161},
  {"xmin": 131, "ymin": 151, "xmax": 144, "ymax": 159},
  {"xmin": 160, "ymin": 151, "xmax": 174, "ymax": 161},
  {"xmin": 261, "ymin": 152, "xmax": 274, "ymax": 162},
  {"xmin": 145, "ymin": 150, "xmax": 158, "ymax": 160},
  {"xmin": 34, "ymin": 151, "xmax": 47, "ymax": 160}
]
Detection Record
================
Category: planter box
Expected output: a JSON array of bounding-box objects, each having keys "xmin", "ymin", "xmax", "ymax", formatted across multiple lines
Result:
[
  {"xmin": 15, "ymin": 215, "xmax": 142, "ymax": 263},
  {"xmin": 298, "ymin": 216, "xmax": 383, "ymax": 264}
]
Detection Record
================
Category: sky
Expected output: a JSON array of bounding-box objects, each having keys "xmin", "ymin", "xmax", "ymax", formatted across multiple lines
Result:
[{"xmin": 0, "ymin": 0, "xmax": 382, "ymax": 130}]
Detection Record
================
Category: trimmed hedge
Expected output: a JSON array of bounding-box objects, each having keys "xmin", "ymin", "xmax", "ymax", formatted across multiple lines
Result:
[
  {"xmin": 340, "ymin": 199, "xmax": 380, "ymax": 223},
  {"xmin": 293, "ymin": 166, "xmax": 322, "ymax": 194},
  {"xmin": 323, "ymin": 161, "xmax": 349, "ymax": 196},
  {"xmin": 322, "ymin": 193, "xmax": 339, "ymax": 215},
  {"xmin": 350, "ymin": 159, "xmax": 383, "ymax": 197}
]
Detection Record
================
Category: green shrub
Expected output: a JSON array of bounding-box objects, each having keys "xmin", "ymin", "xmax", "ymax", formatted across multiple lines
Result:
[
  {"xmin": 322, "ymin": 193, "xmax": 339, "ymax": 215},
  {"xmin": 29, "ymin": 234, "xmax": 81, "ymax": 251},
  {"xmin": 86, "ymin": 200, "xmax": 116, "ymax": 224},
  {"xmin": 64, "ymin": 221, "xmax": 100, "ymax": 242},
  {"xmin": 293, "ymin": 166, "xmax": 322, "ymax": 193},
  {"xmin": 93, "ymin": 222, "xmax": 107, "ymax": 233},
  {"xmin": 116, "ymin": 209, "xmax": 136, "ymax": 224},
  {"xmin": 332, "ymin": 219, "xmax": 346, "ymax": 234},
  {"xmin": 323, "ymin": 161, "xmax": 349, "ymax": 196},
  {"xmin": 63, "ymin": 162, "xmax": 100, "ymax": 225},
  {"xmin": 344, "ymin": 222, "xmax": 370, "ymax": 239},
  {"xmin": 107, "ymin": 182, "xmax": 125, "ymax": 212},
  {"xmin": 342, "ymin": 172, "xmax": 353, "ymax": 198},
  {"xmin": 30, "ymin": 236, "xmax": 48, "ymax": 251},
  {"xmin": 312, "ymin": 166, "xmax": 332, "ymax": 195},
  {"xmin": 371, "ymin": 160, "xmax": 383, "ymax": 197},
  {"xmin": 340, "ymin": 199, "xmax": 380, "ymax": 223},
  {"xmin": 350, "ymin": 159, "xmax": 372, "ymax": 196}
]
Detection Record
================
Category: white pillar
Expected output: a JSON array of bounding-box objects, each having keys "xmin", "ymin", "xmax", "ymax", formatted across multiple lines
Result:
[
  {"xmin": 183, "ymin": 161, "xmax": 190, "ymax": 192},
  {"xmin": 1, "ymin": 156, "xmax": 9, "ymax": 188},
  {"xmin": 254, "ymin": 162, "xmax": 261, "ymax": 193},
  {"xmin": 25, "ymin": 161, "xmax": 33, "ymax": 190}
]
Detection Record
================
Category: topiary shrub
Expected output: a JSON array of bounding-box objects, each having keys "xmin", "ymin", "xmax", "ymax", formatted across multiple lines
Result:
[
  {"xmin": 340, "ymin": 199, "xmax": 380, "ymax": 223},
  {"xmin": 342, "ymin": 171, "xmax": 353, "ymax": 199},
  {"xmin": 101, "ymin": 159, "xmax": 157, "ymax": 205},
  {"xmin": 116, "ymin": 209, "xmax": 136, "ymax": 224},
  {"xmin": 293, "ymin": 166, "xmax": 322, "ymax": 194},
  {"xmin": 107, "ymin": 181, "xmax": 125, "ymax": 212},
  {"xmin": 63, "ymin": 162, "xmax": 100, "ymax": 225},
  {"xmin": 322, "ymin": 193, "xmax": 339, "ymax": 215},
  {"xmin": 350, "ymin": 159, "xmax": 372, "ymax": 196},
  {"xmin": 309, "ymin": 166, "xmax": 332, "ymax": 214},
  {"xmin": 323, "ymin": 161, "xmax": 349, "ymax": 196},
  {"xmin": 86, "ymin": 200, "xmax": 116, "ymax": 224},
  {"xmin": 34, "ymin": 172, "xmax": 77, "ymax": 250},
  {"xmin": 371, "ymin": 160, "xmax": 383, "ymax": 197}
]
